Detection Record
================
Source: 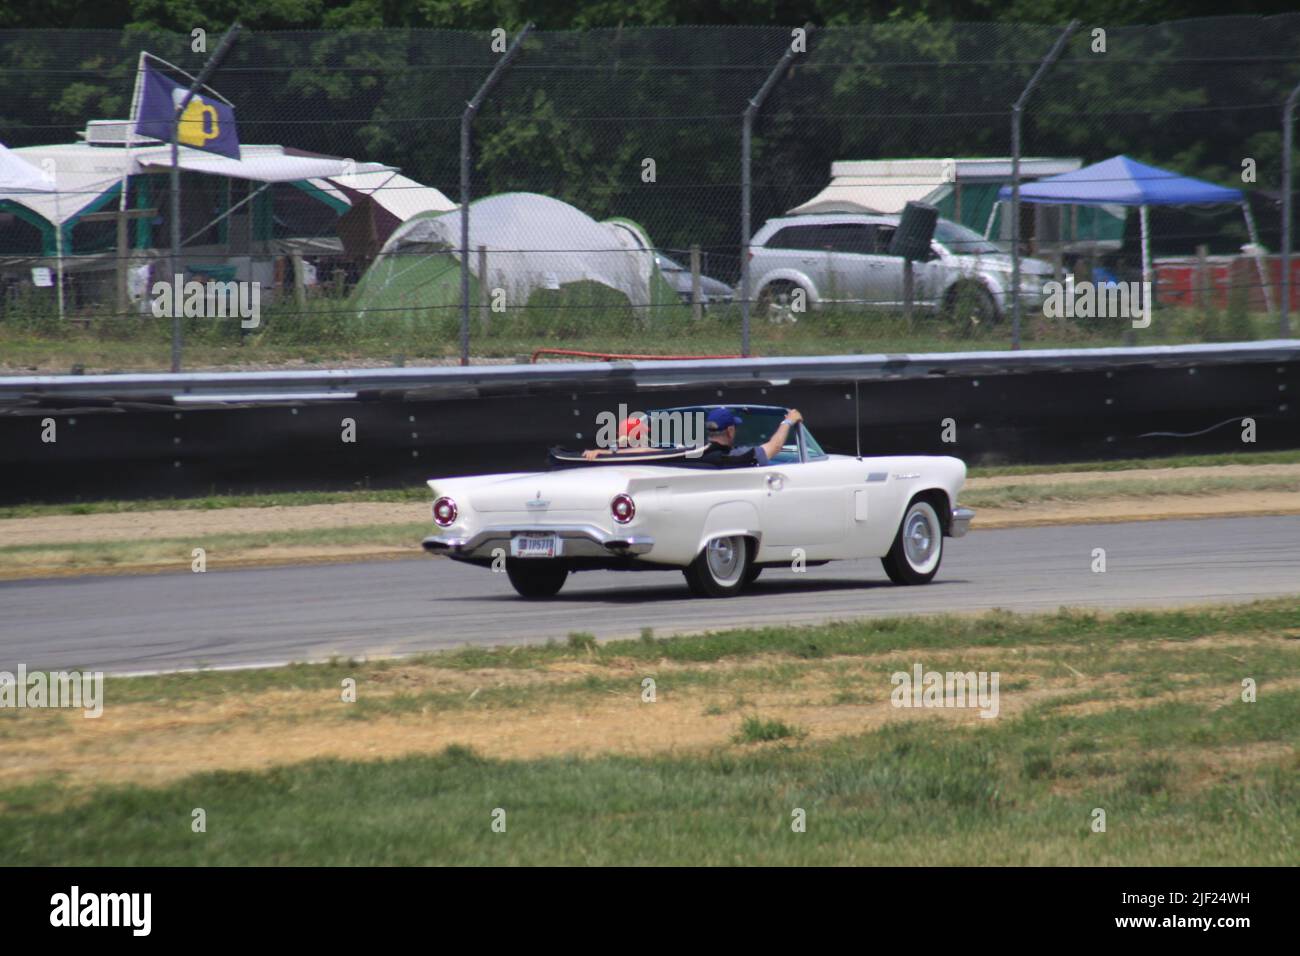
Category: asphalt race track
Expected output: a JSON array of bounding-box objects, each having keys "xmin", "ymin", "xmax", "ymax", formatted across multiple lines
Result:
[{"xmin": 4, "ymin": 515, "xmax": 1298, "ymax": 674}]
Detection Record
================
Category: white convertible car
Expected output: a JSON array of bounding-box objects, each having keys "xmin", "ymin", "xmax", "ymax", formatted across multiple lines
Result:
[{"xmin": 422, "ymin": 405, "xmax": 973, "ymax": 598}]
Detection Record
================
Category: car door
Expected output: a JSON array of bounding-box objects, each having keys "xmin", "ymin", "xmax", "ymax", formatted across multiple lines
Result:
[
  {"xmin": 762, "ymin": 225, "xmax": 834, "ymax": 298},
  {"xmin": 815, "ymin": 222, "xmax": 881, "ymax": 308},
  {"xmin": 756, "ymin": 458, "xmax": 850, "ymax": 555},
  {"xmin": 754, "ymin": 427, "xmax": 856, "ymax": 556},
  {"xmin": 866, "ymin": 224, "xmax": 907, "ymax": 309}
]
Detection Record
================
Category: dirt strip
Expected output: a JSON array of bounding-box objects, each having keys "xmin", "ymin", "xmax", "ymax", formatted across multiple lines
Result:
[
  {"xmin": 4, "ymin": 641, "xmax": 1294, "ymax": 791},
  {"xmin": 969, "ymin": 462, "xmax": 1300, "ymax": 488},
  {"xmin": 0, "ymin": 501, "xmax": 430, "ymax": 547},
  {"xmin": 974, "ymin": 490, "xmax": 1300, "ymax": 528}
]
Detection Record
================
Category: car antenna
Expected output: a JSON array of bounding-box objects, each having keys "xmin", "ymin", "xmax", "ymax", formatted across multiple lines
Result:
[{"xmin": 854, "ymin": 379, "xmax": 862, "ymax": 460}]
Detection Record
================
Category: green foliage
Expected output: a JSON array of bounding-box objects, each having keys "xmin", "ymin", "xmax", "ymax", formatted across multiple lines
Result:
[{"xmin": 732, "ymin": 715, "xmax": 806, "ymax": 743}]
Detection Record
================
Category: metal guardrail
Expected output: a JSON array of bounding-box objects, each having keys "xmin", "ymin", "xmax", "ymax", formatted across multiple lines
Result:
[{"xmin": 3, "ymin": 341, "xmax": 1298, "ymax": 407}]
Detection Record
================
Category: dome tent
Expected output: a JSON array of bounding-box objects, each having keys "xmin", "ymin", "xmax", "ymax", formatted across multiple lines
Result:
[{"xmin": 351, "ymin": 193, "xmax": 677, "ymax": 322}]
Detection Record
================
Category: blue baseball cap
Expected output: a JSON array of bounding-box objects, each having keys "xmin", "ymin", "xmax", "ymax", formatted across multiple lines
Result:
[{"xmin": 706, "ymin": 408, "xmax": 743, "ymax": 431}]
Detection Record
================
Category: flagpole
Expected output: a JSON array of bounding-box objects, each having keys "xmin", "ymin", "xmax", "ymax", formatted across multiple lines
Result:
[
  {"xmin": 53, "ymin": 178, "xmax": 64, "ymax": 324},
  {"xmin": 116, "ymin": 52, "xmax": 147, "ymax": 320},
  {"xmin": 168, "ymin": 23, "xmax": 242, "ymax": 373}
]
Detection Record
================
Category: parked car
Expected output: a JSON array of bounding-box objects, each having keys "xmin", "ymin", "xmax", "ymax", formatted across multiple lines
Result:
[
  {"xmin": 422, "ymin": 405, "xmax": 973, "ymax": 599},
  {"xmin": 746, "ymin": 214, "xmax": 1052, "ymax": 323},
  {"xmin": 655, "ymin": 252, "xmax": 735, "ymax": 306}
]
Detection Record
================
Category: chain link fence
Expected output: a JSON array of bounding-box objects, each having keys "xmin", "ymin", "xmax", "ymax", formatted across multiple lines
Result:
[{"xmin": 0, "ymin": 17, "xmax": 1297, "ymax": 372}]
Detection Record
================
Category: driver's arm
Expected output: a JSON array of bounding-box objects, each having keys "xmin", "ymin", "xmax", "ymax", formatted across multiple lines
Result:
[{"xmin": 760, "ymin": 408, "xmax": 803, "ymax": 461}]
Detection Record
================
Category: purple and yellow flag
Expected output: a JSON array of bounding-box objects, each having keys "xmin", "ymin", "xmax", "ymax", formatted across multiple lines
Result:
[{"xmin": 133, "ymin": 60, "xmax": 240, "ymax": 159}]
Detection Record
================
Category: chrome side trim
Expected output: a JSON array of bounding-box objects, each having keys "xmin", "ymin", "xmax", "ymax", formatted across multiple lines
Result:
[
  {"xmin": 949, "ymin": 506, "xmax": 975, "ymax": 538},
  {"xmin": 422, "ymin": 523, "xmax": 654, "ymax": 559}
]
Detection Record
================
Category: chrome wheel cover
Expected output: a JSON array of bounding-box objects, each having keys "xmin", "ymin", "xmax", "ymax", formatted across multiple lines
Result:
[
  {"xmin": 705, "ymin": 536, "xmax": 745, "ymax": 585},
  {"xmin": 903, "ymin": 508, "xmax": 937, "ymax": 569}
]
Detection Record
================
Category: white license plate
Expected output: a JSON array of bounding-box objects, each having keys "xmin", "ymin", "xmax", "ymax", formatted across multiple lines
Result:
[{"xmin": 510, "ymin": 533, "xmax": 560, "ymax": 558}]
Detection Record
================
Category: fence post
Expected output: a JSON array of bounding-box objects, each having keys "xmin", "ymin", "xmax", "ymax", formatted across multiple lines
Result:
[
  {"xmin": 741, "ymin": 26, "xmax": 810, "ymax": 357},
  {"xmin": 292, "ymin": 252, "xmax": 307, "ymax": 309},
  {"xmin": 460, "ymin": 24, "xmax": 532, "ymax": 367},
  {"xmin": 690, "ymin": 244, "xmax": 702, "ymax": 321},
  {"xmin": 1010, "ymin": 20, "xmax": 1079, "ymax": 351},
  {"xmin": 1281, "ymin": 79, "xmax": 1300, "ymax": 337},
  {"xmin": 1196, "ymin": 244, "xmax": 1209, "ymax": 313},
  {"xmin": 478, "ymin": 245, "xmax": 490, "ymax": 333}
]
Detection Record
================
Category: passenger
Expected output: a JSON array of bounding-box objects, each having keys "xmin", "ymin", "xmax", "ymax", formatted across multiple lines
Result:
[
  {"xmin": 581, "ymin": 415, "xmax": 656, "ymax": 460},
  {"xmin": 580, "ymin": 407, "xmax": 802, "ymax": 465},
  {"xmin": 698, "ymin": 407, "xmax": 801, "ymax": 467}
]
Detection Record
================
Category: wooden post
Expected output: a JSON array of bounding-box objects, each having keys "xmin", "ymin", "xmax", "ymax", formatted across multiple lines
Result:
[
  {"xmin": 291, "ymin": 253, "xmax": 307, "ymax": 309},
  {"xmin": 690, "ymin": 244, "xmax": 702, "ymax": 321}
]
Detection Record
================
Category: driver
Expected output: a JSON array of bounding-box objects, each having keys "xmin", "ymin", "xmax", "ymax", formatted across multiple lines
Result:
[{"xmin": 699, "ymin": 407, "xmax": 802, "ymax": 467}]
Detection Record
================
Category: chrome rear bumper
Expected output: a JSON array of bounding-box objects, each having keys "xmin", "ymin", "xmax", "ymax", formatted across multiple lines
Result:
[
  {"xmin": 422, "ymin": 523, "xmax": 654, "ymax": 560},
  {"xmin": 949, "ymin": 506, "xmax": 975, "ymax": 538}
]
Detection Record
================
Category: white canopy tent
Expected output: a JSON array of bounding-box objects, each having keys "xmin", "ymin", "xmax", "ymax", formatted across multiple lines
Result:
[
  {"xmin": 0, "ymin": 139, "xmax": 400, "ymax": 315},
  {"xmin": 789, "ymin": 157, "xmax": 1080, "ymax": 215},
  {"xmin": 0, "ymin": 142, "xmax": 57, "ymax": 192},
  {"xmin": 0, "ymin": 141, "xmax": 65, "ymax": 317},
  {"xmin": 2, "ymin": 141, "xmax": 371, "ymax": 232}
]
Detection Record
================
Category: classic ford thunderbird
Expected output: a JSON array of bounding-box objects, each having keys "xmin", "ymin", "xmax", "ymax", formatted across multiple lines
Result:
[{"xmin": 422, "ymin": 405, "xmax": 973, "ymax": 598}]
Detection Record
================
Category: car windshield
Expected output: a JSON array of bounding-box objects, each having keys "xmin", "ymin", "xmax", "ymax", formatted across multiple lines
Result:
[
  {"xmin": 933, "ymin": 220, "xmax": 1002, "ymax": 257},
  {"xmin": 655, "ymin": 253, "xmax": 685, "ymax": 272},
  {"xmin": 648, "ymin": 406, "xmax": 826, "ymax": 464}
]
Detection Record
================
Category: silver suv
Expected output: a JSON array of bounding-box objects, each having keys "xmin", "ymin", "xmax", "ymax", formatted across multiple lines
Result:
[{"xmin": 746, "ymin": 213, "xmax": 1052, "ymax": 323}]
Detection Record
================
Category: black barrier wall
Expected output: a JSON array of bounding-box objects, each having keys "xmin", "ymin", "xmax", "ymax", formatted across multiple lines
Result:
[{"xmin": 2, "ymin": 356, "xmax": 1295, "ymax": 503}]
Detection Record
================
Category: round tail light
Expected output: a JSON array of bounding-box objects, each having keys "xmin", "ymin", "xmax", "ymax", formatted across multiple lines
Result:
[
  {"xmin": 432, "ymin": 496, "xmax": 458, "ymax": 526},
  {"xmin": 611, "ymin": 493, "xmax": 635, "ymax": 524}
]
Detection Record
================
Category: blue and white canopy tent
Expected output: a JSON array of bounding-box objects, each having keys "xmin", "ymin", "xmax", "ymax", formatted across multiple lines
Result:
[{"xmin": 997, "ymin": 155, "xmax": 1267, "ymax": 310}]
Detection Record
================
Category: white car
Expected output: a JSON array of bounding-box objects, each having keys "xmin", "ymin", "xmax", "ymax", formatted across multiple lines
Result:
[
  {"xmin": 747, "ymin": 214, "xmax": 1052, "ymax": 323},
  {"xmin": 422, "ymin": 405, "xmax": 973, "ymax": 598}
]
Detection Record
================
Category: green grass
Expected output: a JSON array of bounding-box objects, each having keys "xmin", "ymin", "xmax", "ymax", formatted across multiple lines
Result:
[
  {"xmin": 733, "ymin": 716, "xmax": 806, "ymax": 743},
  {"xmin": 1, "ymin": 295, "xmax": 1286, "ymax": 375},
  {"xmin": 1, "ymin": 696, "xmax": 1293, "ymax": 865},
  {"xmin": 1, "ymin": 598, "xmax": 1294, "ymax": 864}
]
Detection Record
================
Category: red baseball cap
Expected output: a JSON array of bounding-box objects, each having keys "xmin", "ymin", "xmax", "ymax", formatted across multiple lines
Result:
[{"xmin": 619, "ymin": 416, "xmax": 647, "ymax": 444}]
